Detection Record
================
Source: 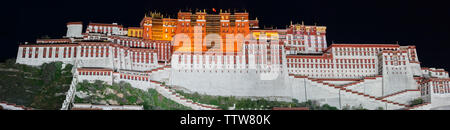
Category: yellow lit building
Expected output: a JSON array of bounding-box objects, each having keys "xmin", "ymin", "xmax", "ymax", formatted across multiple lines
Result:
[
  {"xmin": 127, "ymin": 27, "xmax": 143, "ymax": 38},
  {"xmin": 251, "ymin": 30, "xmax": 279, "ymax": 40}
]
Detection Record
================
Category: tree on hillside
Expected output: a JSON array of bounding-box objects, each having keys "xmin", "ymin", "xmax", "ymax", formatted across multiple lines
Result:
[{"xmin": 40, "ymin": 62, "xmax": 63, "ymax": 85}]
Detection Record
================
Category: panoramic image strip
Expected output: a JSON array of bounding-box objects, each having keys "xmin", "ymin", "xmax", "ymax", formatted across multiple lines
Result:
[
  {"xmin": 2, "ymin": 8, "xmax": 449, "ymax": 111},
  {"xmin": 1, "ymin": 0, "xmax": 450, "ymax": 113},
  {"xmin": 3, "ymin": 0, "xmax": 450, "ymax": 128}
]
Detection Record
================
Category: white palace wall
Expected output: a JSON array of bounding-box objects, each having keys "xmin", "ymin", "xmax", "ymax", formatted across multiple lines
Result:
[
  {"xmin": 170, "ymin": 69, "xmax": 289, "ymax": 98},
  {"xmin": 16, "ymin": 42, "xmax": 160, "ymax": 72},
  {"xmin": 76, "ymin": 68, "xmax": 115, "ymax": 85},
  {"xmin": 381, "ymin": 50, "xmax": 418, "ymax": 96},
  {"xmin": 16, "ymin": 45, "xmax": 78, "ymax": 66},
  {"xmin": 170, "ymin": 68, "xmax": 406, "ymax": 109},
  {"xmin": 421, "ymin": 78, "xmax": 450, "ymax": 109},
  {"xmin": 66, "ymin": 23, "xmax": 83, "ymax": 38},
  {"xmin": 76, "ymin": 69, "xmax": 154, "ymax": 91}
]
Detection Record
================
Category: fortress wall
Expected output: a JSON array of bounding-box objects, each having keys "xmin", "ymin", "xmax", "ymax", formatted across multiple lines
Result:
[
  {"xmin": 170, "ymin": 70, "xmax": 404, "ymax": 109},
  {"xmin": 322, "ymin": 81, "xmax": 354, "ymax": 86},
  {"xmin": 117, "ymin": 79, "xmax": 153, "ymax": 91},
  {"xmin": 345, "ymin": 78, "xmax": 383, "ymax": 97},
  {"xmin": 338, "ymin": 90, "xmax": 402, "ymax": 110},
  {"xmin": 16, "ymin": 57, "xmax": 75, "ymax": 66},
  {"xmin": 76, "ymin": 57, "xmax": 114, "ymax": 69},
  {"xmin": 430, "ymin": 94, "xmax": 450, "ymax": 109},
  {"xmin": 381, "ymin": 50, "xmax": 418, "ymax": 96},
  {"xmin": 382, "ymin": 74, "xmax": 416, "ymax": 96},
  {"xmin": 76, "ymin": 70, "xmax": 153, "ymax": 91},
  {"xmin": 409, "ymin": 63, "xmax": 422, "ymax": 76},
  {"xmin": 384, "ymin": 90, "xmax": 420, "ymax": 105},
  {"xmin": 150, "ymin": 68, "xmax": 171, "ymax": 82},
  {"xmin": 77, "ymin": 73, "xmax": 113, "ymax": 85},
  {"xmin": 16, "ymin": 46, "xmax": 77, "ymax": 66},
  {"xmin": 300, "ymin": 78, "xmax": 341, "ymax": 107},
  {"xmin": 303, "ymin": 78, "xmax": 402, "ymax": 109},
  {"xmin": 170, "ymin": 70, "xmax": 291, "ymax": 98}
]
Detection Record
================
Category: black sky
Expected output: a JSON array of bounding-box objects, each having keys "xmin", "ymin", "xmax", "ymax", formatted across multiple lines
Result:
[{"xmin": 1, "ymin": 0, "xmax": 449, "ymax": 70}]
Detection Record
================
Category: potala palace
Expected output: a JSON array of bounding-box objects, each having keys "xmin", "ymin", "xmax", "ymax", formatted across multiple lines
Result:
[{"xmin": 14, "ymin": 10, "xmax": 450, "ymax": 110}]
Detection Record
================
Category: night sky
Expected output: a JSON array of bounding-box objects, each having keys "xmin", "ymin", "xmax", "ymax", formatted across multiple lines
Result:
[{"xmin": 1, "ymin": 0, "xmax": 449, "ymax": 70}]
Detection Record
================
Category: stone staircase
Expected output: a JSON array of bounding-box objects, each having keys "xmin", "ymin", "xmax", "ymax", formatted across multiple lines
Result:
[
  {"xmin": 341, "ymin": 76, "xmax": 383, "ymax": 97},
  {"xmin": 147, "ymin": 65, "xmax": 171, "ymax": 81},
  {"xmin": 61, "ymin": 76, "xmax": 78, "ymax": 110},
  {"xmin": 289, "ymin": 74, "xmax": 408, "ymax": 109},
  {"xmin": 147, "ymin": 65, "xmax": 171, "ymax": 73},
  {"xmin": 149, "ymin": 80, "xmax": 220, "ymax": 110},
  {"xmin": 339, "ymin": 76, "xmax": 382, "ymax": 88},
  {"xmin": 146, "ymin": 65, "xmax": 220, "ymax": 110},
  {"xmin": 378, "ymin": 89, "xmax": 420, "ymax": 100},
  {"xmin": 310, "ymin": 78, "xmax": 408, "ymax": 107}
]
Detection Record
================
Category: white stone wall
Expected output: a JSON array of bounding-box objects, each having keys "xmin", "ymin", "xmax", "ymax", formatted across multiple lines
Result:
[
  {"xmin": 76, "ymin": 45, "xmax": 114, "ymax": 69},
  {"xmin": 17, "ymin": 43, "xmax": 160, "ymax": 71},
  {"xmin": 168, "ymin": 43, "xmax": 428, "ymax": 109},
  {"xmin": 384, "ymin": 90, "xmax": 421, "ymax": 105},
  {"xmin": 331, "ymin": 47, "xmax": 380, "ymax": 79},
  {"xmin": 422, "ymin": 68, "xmax": 449, "ymax": 78},
  {"xmin": 322, "ymin": 81, "xmax": 354, "ymax": 86},
  {"xmin": 430, "ymin": 94, "xmax": 450, "ymax": 110},
  {"xmin": 16, "ymin": 46, "xmax": 77, "ymax": 66},
  {"xmin": 169, "ymin": 70, "xmax": 405, "ymax": 109},
  {"xmin": 117, "ymin": 78, "xmax": 152, "ymax": 91},
  {"xmin": 409, "ymin": 63, "xmax": 422, "ymax": 76},
  {"xmin": 170, "ymin": 69, "xmax": 288, "ymax": 97},
  {"xmin": 67, "ymin": 24, "xmax": 83, "ymax": 38},
  {"xmin": 149, "ymin": 67, "xmax": 171, "ymax": 82},
  {"xmin": 381, "ymin": 51, "xmax": 417, "ymax": 96},
  {"xmin": 86, "ymin": 23, "xmax": 128, "ymax": 36},
  {"xmin": 345, "ymin": 77, "xmax": 383, "ymax": 97},
  {"xmin": 287, "ymin": 45, "xmax": 389, "ymax": 79},
  {"xmin": 77, "ymin": 72, "xmax": 113, "ymax": 85}
]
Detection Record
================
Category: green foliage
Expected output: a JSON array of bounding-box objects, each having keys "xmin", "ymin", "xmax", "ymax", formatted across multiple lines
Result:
[
  {"xmin": 0, "ymin": 59, "xmax": 73, "ymax": 109},
  {"xmin": 75, "ymin": 81, "xmax": 190, "ymax": 110},
  {"xmin": 40, "ymin": 62, "xmax": 63, "ymax": 85},
  {"xmin": 351, "ymin": 104, "xmax": 368, "ymax": 110},
  {"xmin": 341, "ymin": 104, "xmax": 368, "ymax": 110},
  {"xmin": 292, "ymin": 99, "xmax": 299, "ymax": 104},
  {"xmin": 409, "ymin": 98, "xmax": 424, "ymax": 107},
  {"xmin": 175, "ymin": 90, "xmax": 337, "ymax": 110},
  {"xmin": 320, "ymin": 104, "xmax": 339, "ymax": 110}
]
